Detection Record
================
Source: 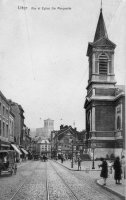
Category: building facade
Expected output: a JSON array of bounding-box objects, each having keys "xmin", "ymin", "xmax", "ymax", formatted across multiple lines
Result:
[
  {"xmin": 9, "ymin": 100, "xmax": 25, "ymax": 147},
  {"xmin": 8, "ymin": 109, "xmax": 15, "ymax": 144},
  {"xmin": 36, "ymin": 118, "xmax": 54, "ymax": 138},
  {"xmin": 51, "ymin": 125, "xmax": 79, "ymax": 159},
  {"xmin": 38, "ymin": 139, "xmax": 51, "ymax": 158},
  {"xmin": 84, "ymin": 8, "xmax": 125, "ymax": 159},
  {"xmin": 0, "ymin": 91, "xmax": 10, "ymax": 149}
]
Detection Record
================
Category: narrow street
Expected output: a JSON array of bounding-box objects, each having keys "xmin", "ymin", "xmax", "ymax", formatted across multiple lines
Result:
[{"xmin": 0, "ymin": 160, "xmax": 122, "ymax": 200}]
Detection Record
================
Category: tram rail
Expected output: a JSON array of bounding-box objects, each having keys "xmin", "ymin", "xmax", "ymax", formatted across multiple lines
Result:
[
  {"xmin": 9, "ymin": 161, "xmax": 49, "ymax": 200},
  {"xmin": 50, "ymin": 161, "xmax": 80, "ymax": 200},
  {"xmin": 52, "ymin": 160, "xmax": 121, "ymax": 200},
  {"xmin": 46, "ymin": 161, "xmax": 50, "ymax": 200}
]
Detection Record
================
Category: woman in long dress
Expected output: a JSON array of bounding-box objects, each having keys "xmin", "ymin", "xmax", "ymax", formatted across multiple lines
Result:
[
  {"xmin": 113, "ymin": 156, "xmax": 122, "ymax": 184},
  {"xmin": 99, "ymin": 158, "xmax": 108, "ymax": 186}
]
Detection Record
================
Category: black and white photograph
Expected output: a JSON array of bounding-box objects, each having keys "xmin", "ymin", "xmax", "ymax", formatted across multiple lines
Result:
[{"xmin": 0, "ymin": 0, "xmax": 125, "ymax": 199}]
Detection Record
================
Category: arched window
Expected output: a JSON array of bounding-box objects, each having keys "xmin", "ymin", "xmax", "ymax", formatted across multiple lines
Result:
[
  {"xmin": 117, "ymin": 116, "xmax": 121, "ymax": 130},
  {"xmin": 99, "ymin": 53, "xmax": 108, "ymax": 75},
  {"xmin": 87, "ymin": 111, "xmax": 91, "ymax": 131}
]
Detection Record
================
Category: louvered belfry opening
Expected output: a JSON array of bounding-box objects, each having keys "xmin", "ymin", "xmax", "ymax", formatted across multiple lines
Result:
[{"xmin": 99, "ymin": 53, "xmax": 108, "ymax": 75}]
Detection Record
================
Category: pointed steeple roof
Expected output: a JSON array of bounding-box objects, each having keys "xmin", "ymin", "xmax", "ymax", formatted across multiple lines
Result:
[
  {"xmin": 86, "ymin": 6, "xmax": 116, "ymax": 57},
  {"xmin": 94, "ymin": 8, "xmax": 108, "ymax": 42}
]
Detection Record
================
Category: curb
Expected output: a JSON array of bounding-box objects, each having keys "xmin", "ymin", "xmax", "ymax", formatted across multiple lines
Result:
[
  {"xmin": 53, "ymin": 160, "xmax": 76, "ymax": 171},
  {"xmin": 96, "ymin": 179, "xmax": 125, "ymax": 200},
  {"xmin": 55, "ymin": 160, "xmax": 101, "ymax": 172}
]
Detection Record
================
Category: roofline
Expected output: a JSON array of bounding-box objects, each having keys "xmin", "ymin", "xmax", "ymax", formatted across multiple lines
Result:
[{"xmin": 0, "ymin": 91, "xmax": 10, "ymax": 105}]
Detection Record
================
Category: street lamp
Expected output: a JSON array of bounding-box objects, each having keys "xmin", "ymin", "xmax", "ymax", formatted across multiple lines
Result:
[
  {"xmin": 91, "ymin": 141, "xmax": 96, "ymax": 169},
  {"xmin": 71, "ymin": 140, "xmax": 73, "ymax": 168}
]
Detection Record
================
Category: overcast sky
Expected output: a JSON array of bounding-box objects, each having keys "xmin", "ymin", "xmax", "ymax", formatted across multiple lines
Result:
[{"xmin": 0, "ymin": 0, "xmax": 125, "ymax": 131}]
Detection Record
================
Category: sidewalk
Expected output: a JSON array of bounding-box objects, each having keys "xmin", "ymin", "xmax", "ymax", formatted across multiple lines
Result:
[{"xmin": 55, "ymin": 159, "xmax": 126, "ymax": 200}]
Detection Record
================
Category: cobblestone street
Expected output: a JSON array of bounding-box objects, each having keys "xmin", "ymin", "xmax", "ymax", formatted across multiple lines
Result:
[{"xmin": 0, "ymin": 160, "xmax": 124, "ymax": 200}]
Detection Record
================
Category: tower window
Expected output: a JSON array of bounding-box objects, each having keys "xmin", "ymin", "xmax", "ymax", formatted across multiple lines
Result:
[
  {"xmin": 117, "ymin": 116, "xmax": 121, "ymax": 130},
  {"xmin": 99, "ymin": 53, "xmax": 108, "ymax": 75}
]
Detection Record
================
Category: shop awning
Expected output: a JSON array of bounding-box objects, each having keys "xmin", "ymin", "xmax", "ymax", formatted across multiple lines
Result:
[
  {"xmin": 11, "ymin": 144, "xmax": 22, "ymax": 155},
  {"xmin": 21, "ymin": 148, "xmax": 28, "ymax": 155}
]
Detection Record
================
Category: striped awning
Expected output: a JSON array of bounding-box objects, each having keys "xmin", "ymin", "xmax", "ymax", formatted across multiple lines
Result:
[
  {"xmin": 21, "ymin": 148, "xmax": 28, "ymax": 155},
  {"xmin": 11, "ymin": 144, "xmax": 22, "ymax": 155}
]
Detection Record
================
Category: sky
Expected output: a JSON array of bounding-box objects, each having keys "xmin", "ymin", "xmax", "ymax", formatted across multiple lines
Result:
[{"xmin": 0, "ymin": 0, "xmax": 125, "ymax": 131}]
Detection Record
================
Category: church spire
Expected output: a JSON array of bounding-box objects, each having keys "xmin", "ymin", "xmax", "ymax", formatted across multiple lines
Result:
[
  {"xmin": 100, "ymin": 0, "xmax": 102, "ymax": 12},
  {"xmin": 94, "ymin": 4, "xmax": 108, "ymax": 42}
]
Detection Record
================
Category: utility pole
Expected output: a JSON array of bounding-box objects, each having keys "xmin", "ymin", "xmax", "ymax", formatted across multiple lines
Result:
[{"xmin": 71, "ymin": 140, "xmax": 73, "ymax": 168}]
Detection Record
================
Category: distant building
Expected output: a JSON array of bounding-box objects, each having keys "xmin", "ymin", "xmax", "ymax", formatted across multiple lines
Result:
[
  {"xmin": 36, "ymin": 118, "xmax": 54, "ymax": 138},
  {"xmin": 51, "ymin": 125, "xmax": 79, "ymax": 159},
  {"xmin": 29, "ymin": 128, "xmax": 36, "ymax": 138},
  {"xmin": 36, "ymin": 128, "xmax": 46, "ymax": 137},
  {"xmin": 37, "ymin": 139, "xmax": 51, "ymax": 158},
  {"xmin": 84, "ymin": 7, "xmax": 125, "ymax": 159}
]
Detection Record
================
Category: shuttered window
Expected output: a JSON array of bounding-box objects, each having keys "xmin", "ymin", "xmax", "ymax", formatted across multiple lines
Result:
[{"xmin": 99, "ymin": 53, "xmax": 108, "ymax": 75}]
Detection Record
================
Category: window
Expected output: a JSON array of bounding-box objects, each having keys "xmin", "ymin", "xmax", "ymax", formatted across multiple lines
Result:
[
  {"xmin": 0, "ymin": 120, "xmax": 1, "ymax": 136},
  {"xmin": 117, "ymin": 116, "xmax": 121, "ymax": 130},
  {"xmin": 6, "ymin": 109, "xmax": 8, "ymax": 116},
  {"xmin": 6, "ymin": 124, "xmax": 8, "ymax": 137},
  {"xmin": 3, "ymin": 122, "xmax": 5, "ymax": 137},
  {"xmin": 3, "ymin": 106, "xmax": 5, "ymax": 115},
  {"xmin": 99, "ymin": 53, "xmax": 108, "ymax": 75},
  {"xmin": 12, "ymin": 121, "xmax": 14, "ymax": 137}
]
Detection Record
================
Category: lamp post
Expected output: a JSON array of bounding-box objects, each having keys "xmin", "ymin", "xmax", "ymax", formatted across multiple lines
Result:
[
  {"xmin": 91, "ymin": 141, "xmax": 96, "ymax": 169},
  {"xmin": 71, "ymin": 140, "xmax": 73, "ymax": 168}
]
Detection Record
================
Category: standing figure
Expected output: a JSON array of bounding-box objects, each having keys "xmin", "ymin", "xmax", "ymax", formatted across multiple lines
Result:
[
  {"xmin": 121, "ymin": 155, "xmax": 125, "ymax": 179},
  {"xmin": 78, "ymin": 157, "xmax": 81, "ymax": 171},
  {"xmin": 43, "ymin": 155, "xmax": 46, "ymax": 162},
  {"xmin": 113, "ymin": 156, "xmax": 122, "ymax": 184},
  {"xmin": 108, "ymin": 160, "xmax": 113, "ymax": 176},
  {"xmin": 61, "ymin": 155, "xmax": 63, "ymax": 163},
  {"xmin": 99, "ymin": 158, "xmax": 108, "ymax": 186}
]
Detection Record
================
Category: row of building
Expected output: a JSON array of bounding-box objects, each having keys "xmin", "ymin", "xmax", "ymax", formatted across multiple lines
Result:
[
  {"xmin": 0, "ymin": 91, "xmax": 32, "ymax": 160},
  {"xmin": 31, "ymin": 124, "xmax": 85, "ymax": 160}
]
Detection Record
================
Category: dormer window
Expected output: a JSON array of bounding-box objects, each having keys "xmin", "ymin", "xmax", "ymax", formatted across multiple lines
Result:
[{"xmin": 99, "ymin": 53, "xmax": 108, "ymax": 75}]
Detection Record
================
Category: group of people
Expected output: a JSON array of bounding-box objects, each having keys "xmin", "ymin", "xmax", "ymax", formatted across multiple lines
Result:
[{"xmin": 99, "ymin": 156, "xmax": 125, "ymax": 186}]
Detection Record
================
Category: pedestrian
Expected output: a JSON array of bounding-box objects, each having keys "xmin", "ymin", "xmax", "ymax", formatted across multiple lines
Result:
[
  {"xmin": 113, "ymin": 156, "xmax": 122, "ymax": 184},
  {"xmin": 108, "ymin": 160, "xmax": 113, "ymax": 177},
  {"xmin": 78, "ymin": 157, "xmax": 81, "ymax": 171},
  {"xmin": 61, "ymin": 155, "xmax": 63, "ymax": 163},
  {"xmin": 14, "ymin": 156, "xmax": 17, "ymax": 174},
  {"xmin": 99, "ymin": 158, "xmax": 108, "ymax": 186},
  {"xmin": 43, "ymin": 155, "xmax": 46, "ymax": 162},
  {"xmin": 121, "ymin": 155, "xmax": 125, "ymax": 179}
]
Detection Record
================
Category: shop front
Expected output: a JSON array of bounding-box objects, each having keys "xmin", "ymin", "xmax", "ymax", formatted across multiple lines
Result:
[{"xmin": 0, "ymin": 138, "xmax": 10, "ymax": 150}]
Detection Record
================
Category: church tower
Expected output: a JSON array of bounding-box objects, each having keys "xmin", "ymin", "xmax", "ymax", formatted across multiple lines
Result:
[{"xmin": 84, "ymin": 6, "xmax": 117, "ymax": 158}]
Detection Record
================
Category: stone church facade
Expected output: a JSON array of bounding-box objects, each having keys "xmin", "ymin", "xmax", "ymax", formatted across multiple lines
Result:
[{"xmin": 84, "ymin": 8, "xmax": 125, "ymax": 159}]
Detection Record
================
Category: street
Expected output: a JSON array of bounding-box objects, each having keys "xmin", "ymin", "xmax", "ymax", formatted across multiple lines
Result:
[{"xmin": 0, "ymin": 160, "xmax": 122, "ymax": 200}]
